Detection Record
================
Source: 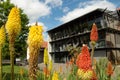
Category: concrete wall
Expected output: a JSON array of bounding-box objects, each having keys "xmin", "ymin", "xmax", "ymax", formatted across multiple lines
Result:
[{"xmin": 94, "ymin": 50, "xmax": 106, "ymax": 60}]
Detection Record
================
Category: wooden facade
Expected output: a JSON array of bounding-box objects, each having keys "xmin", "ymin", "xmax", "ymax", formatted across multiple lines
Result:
[{"xmin": 48, "ymin": 8, "xmax": 120, "ymax": 63}]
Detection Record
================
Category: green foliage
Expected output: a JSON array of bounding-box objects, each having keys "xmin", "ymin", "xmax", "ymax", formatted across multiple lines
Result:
[
  {"xmin": 67, "ymin": 73, "xmax": 77, "ymax": 80},
  {"xmin": 117, "ymin": 74, "xmax": 120, "ymax": 80},
  {"xmin": 15, "ymin": 9, "xmax": 29, "ymax": 59},
  {"xmin": 96, "ymin": 58, "xmax": 108, "ymax": 80},
  {"xmin": 66, "ymin": 64, "xmax": 78, "ymax": 80},
  {"xmin": 2, "ymin": 39, "xmax": 9, "ymax": 59},
  {"xmin": 0, "ymin": 0, "xmax": 14, "ymax": 26},
  {"xmin": 0, "ymin": 0, "xmax": 29, "ymax": 59},
  {"xmin": 72, "ymin": 65, "xmax": 78, "ymax": 75},
  {"xmin": 2, "ymin": 65, "xmax": 28, "ymax": 80},
  {"xmin": 36, "ymin": 71, "xmax": 44, "ymax": 80}
]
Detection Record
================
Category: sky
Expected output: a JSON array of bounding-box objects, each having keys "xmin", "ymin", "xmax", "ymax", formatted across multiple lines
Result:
[{"xmin": 10, "ymin": 0, "xmax": 120, "ymax": 41}]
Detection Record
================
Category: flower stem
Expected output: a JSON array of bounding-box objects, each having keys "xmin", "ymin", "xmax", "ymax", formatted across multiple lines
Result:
[
  {"xmin": 9, "ymin": 35, "xmax": 15, "ymax": 80},
  {"xmin": 91, "ymin": 42, "xmax": 95, "ymax": 66},
  {"xmin": 108, "ymin": 75, "xmax": 111, "ymax": 80},
  {"xmin": 0, "ymin": 45, "xmax": 2, "ymax": 80}
]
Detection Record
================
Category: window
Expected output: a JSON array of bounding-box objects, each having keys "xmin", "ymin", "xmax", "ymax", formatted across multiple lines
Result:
[
  {"xmin": 115, "ymin": 34, "xmax": 120, "ymax": 47},
  {"xmin": 106, "ymin": 33, "xmax": 115, "ymax": 48}
]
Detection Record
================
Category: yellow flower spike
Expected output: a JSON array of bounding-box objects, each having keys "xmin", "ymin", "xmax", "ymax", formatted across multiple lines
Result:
[
  {"xmin": 77, "ymin": 69, "xmax": 93, "ymax": 80},
  {"xmin": 52, "ymin": 71, "xmax": 59, "ymax": 80},
  {"xmin": 27, "ymin": 23, "xmax": 43, "ymax": 48},
  {"xmin": 82, "ymin": 70, "xmax": 93, "ymax": 80},
  {"xmin": 44, "ymin": 48, "xmax": 49, "ymax": 64},
  {"xmin": 28, "ymin": 23, "xmax": 44, "ymax": 80},
  {"xmin": 77, "ymin": 69, "xmax": 84, "ymax": 78},
  {"xmin": 5, "ymin": 7, "xmax": 21, "ymax": 80},
  {"xmin": 48, "ymin": 60, "xmax": 53, "ymax": 72},
  {"xmin": 59, "ymin": 65, "xmax": 62, "ymax": 73},
  {"xmin": 6, "ymin": 7, "xmax": 21, "ymax": 36},
  {"xmin": 0, "ymin": 25, "xmax": 6, "ymax": 45},
  {"xmin": 20, "ymin": 68, "xmax": 24, "ymax": 76},
  {"xmin": 0, "ymin": 25, "xmax": 6, "ymax": 80}
]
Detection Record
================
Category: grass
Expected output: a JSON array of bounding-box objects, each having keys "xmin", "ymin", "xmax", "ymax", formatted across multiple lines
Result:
[
  {"xmin": 3, "ymin": 65, "xmax": 23, "ymax": 73},
  {"xmin": 2, "ymin": 65, "xmax": 28, "ymax": 80}
]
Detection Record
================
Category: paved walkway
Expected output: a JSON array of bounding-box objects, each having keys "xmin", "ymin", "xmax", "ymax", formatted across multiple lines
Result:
[
  {"xmin": 23, "ymin": 63, "xmax": 120, "ymax": 78},
  {"xmin": 24, "ymin": 63, "xmax": 71, "ymax": 73}
]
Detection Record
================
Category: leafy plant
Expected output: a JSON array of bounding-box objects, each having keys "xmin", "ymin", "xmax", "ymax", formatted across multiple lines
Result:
[{"xmin": 96, "ymin": 58, "xmax": 108, "ymax": 80}]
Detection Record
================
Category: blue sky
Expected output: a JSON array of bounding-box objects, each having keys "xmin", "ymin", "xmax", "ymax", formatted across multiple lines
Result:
[{"xmin": 10, "ymin": 0, "xmax": 120, "ymax": 41}]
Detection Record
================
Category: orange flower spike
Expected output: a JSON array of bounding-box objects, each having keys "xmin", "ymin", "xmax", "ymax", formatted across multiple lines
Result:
[
  {"xmin": 69, "ymin": 57, "xmax": 74, "ymax": 65},
  {"xmin": 90, "ymin": 23, "xmax": 98, "ymax": 42},
  {"xmin": 43, "ymin": 67, "xmax": 50, "ymax": 77},
  {"xmin": 91, "ymin": 70, "xmax": 98, "ymax": 80},
  {"xmin": 76, "ymin": 45, "xmax": 92, "ymax": 71},
  {"xmin": 106, "ymin": 61, "xmax": 113, "ymax": 76}
]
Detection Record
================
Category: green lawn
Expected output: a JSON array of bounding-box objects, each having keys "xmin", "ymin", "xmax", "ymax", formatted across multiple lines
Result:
[
  {"xmin": 2, "ymin": 65, "xmax": 28, "ymax": 80},
  {"xmin": 3, "ymin": 65, "xmax": 23, "ymax": 73}
]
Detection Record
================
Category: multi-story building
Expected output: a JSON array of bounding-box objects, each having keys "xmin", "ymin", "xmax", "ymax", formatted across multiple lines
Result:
[{"xmin": 47, "ymin": 8, "xmax": 120, "ymax": 64}]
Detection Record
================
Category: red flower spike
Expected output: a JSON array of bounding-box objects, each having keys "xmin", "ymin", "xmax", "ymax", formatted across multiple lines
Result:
[
  {"xmin": 91, "ymin": 70, "xmax": 98, "ymax": 80},
  {"xmin": 90, "ymin": 23, "xmax": 98, "ymax": 42},
  {"xmin": 76, "ymin": 45, "xmax": 92, "ymax": 71},
  {"xmin": 106, "ymin": 61, "xmax": 113, "ymax": 76}
]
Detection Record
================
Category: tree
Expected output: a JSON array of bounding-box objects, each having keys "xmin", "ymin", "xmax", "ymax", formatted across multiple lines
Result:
[
  {"xmin": 0, "ymin": 0, "xmax": 14, "ymax": 26},
  {"xmin": 0, "ymin": 0, "xmax": 29, "ymax": 59}
]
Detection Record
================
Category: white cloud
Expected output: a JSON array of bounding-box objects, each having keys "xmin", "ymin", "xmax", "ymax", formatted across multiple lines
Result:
[
  {"xmin": 63, "ymin": 7, "xmax": 69, "ymax": 13},
  {"xmin": 11, "ymin": 0, "xmax": 51, "ymax": 23},
  {"xmin": 45, "ymin": 0, "xmax": 62, "ymax": 8},
  {"xmin": 59, "ymin": 0, "xmax": 116, "ymax": 23},
  {"xmin": 10, "ymin": 0, "xmax": 63, "ymax": 41}
]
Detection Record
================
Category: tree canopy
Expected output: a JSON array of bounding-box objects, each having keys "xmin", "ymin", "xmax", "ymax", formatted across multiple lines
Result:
[{"xmin": 0, "ymin": 0, "xmax": 29, "ymax": 59}]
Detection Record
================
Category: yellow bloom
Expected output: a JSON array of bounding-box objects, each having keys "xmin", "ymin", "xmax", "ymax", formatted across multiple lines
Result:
[
  {"xmin": 82, "ymin": 70, "xmax": 93, "ymax": 80},
  {"xmin": 44, "ymin": 48, "xmax": 49, "ymax": 64},
  {"xmin": 6, "ymin": 7, "xmax": 21, "ymax": 36},
  {"xmin": 77, "ymin": 69, "xmax": 93, "ymax": 80},
  {"xmin": 27, "ymin": 23, "xmax": 43, "ymax": 48},
  {"xmin": 77, "ymin": 69, "xmax": 84, "ymax": 78},
  {"xmin": 59, "ymin": 66, "xmax": 62, "ymax": 73},
  {"xmin": 20, "ymin": 68, "xmax": 24, "ymax": 76},
  {"xmin": 52, "ymin": 71, "xmax": 59, "ymax": 80},
  {"xmin": 0, "ymin": 25, "xmax": 6, "ymax": 45},
  {"xmin": 48, "ymin": 60, "xmax": 53, "ymax": 71}
]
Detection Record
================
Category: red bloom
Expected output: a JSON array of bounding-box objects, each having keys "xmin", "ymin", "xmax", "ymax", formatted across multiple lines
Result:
[
  {"xmin": 76, "ymin": 45, "xmax": 92, "ymax": 71},
  {"xmin": 106, "ymin": 61, "xmax": 113, "ymax": 76},
  {"xmin": 69, "ymin": 57, "xmax": 74, "ymax": 65},
  {"xmin": 91, "ymin": 70, "xmax": 98, "ymax": 80},
  {"xmin": 90, "ymin": 23, "xmax": 98, "ymax": 42}
]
